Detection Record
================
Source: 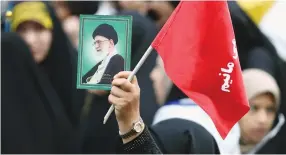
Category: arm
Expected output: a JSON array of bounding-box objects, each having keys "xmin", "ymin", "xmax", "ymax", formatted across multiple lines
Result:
[
  {"xmin": 108, "ymin": 71, "xmax": 162, "ymax": 154},
  {"xmin": 117, "ymin": 126, "xmax": 162, "ymax": 154}
]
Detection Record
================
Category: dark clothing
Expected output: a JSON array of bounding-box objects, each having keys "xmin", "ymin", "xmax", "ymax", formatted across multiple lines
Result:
[
  {"xmin": 117, "ymin": 127, "xmax": 162, "ymax": 154},
  {"xmin": 1, "ymin": 33, "xmax": 161, "ymax": 154},
  {"xmin": 150, "ymin": 118, "xmax": 220, "ymax": 154},
  {"xmin": 166, "ymin": 85, "xmax": 188, "ymax": 103},
  {"xmin": 1, "ymin": 32, "xmax": 160, "ymax": 154},
  {"xmin": 80, "ymin": 94, "xmax": 118, "ymax": 153},
  {"xmin": 41, "ymin": 2, "xmax": 85, "ymax": 127},
  {"xmin": 2, "ymin": 2, "xmax": 85, "ymax": 153},
  {"xmin": 1, "ymin": 32, "xmax": 80, "ymax": 154},
  {"xmin": 82, "ymin": 54, "xmax": 124, "ymax": 84},
  {"xmin": 81, "ymin": 11, "xmax": 159, "ymax": 153},
  {"xmin": 255, "ymin": 124, "xmax": 286, "ymax": 154}
]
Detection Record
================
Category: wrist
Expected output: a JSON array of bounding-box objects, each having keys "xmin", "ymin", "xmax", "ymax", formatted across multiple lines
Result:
[
  {"xmin": 117, "ymin": 114, "xmax": 140, "ymax": 133},
  {"xmin": 118, "ymin": 117, "xmax": 145, "ymax": 144},
  {"xmin": 121, "ymin": 124, "xmax": 145, "ymax": 144}
]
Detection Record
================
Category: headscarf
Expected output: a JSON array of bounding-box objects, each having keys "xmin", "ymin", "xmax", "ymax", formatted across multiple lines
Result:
[
  {"xmin": 150, "ymin": 118, "xmax": 220, "ymax": 154},
  {"xmin": 1, "ymin": 32, "xmax": 79, "ymax": 153},
  {"xmin": 81, "ymin": 11, "xmax": 159, "ymax": 153},
  {"xmin": 40, "ymin": 2, "xmax": 85, "ymax": 127},
  {"xmin": 243, "ymin": 68, "xmax": 280, "ymax": 108},
  {"xmin": 9, "ymin": 1, "xmax": 85, "ymax": 127},
  {"xmin": 240, "ymin": 68, "xmax": 284, "ymax": 154},
  {"xmin": 10, "ymin": 1, "xmax": 53, "ymax": 31}
]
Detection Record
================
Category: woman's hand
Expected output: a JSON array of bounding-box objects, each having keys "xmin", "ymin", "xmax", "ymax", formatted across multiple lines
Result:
[{"xmin": 109, "ymin": 71, "xmax": 141, "ymax": 135}]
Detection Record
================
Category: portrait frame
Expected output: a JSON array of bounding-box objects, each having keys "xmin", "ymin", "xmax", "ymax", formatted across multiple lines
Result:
[{"xmin": 77, "ymin": 14, "xmax": 132, "ymax": 90}]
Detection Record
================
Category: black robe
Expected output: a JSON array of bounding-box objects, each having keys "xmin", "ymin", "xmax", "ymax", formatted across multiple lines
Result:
[
  {"xmin": 82, "ymin": 54, "xmax": 124, "ymax": 84},
  {"xmin": 39, "ymin": 2, "xmax": 86, "ymax": 127},
  {"xmin": 150, "ymin": 118, "xmax": 220, "ymax": 154},
  {"xmin": 1, "ymin": 32, "xmax": 79, "ymax": 154},
  {"xmin": 1, "ymin": 2, "xmax": 86, "ymax": 153}
]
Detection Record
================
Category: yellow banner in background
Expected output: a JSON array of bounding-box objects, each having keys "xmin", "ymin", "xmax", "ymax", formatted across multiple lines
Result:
[{"xmin": 237, "ymin": 0, "xmax": 276, "ymax": 25}]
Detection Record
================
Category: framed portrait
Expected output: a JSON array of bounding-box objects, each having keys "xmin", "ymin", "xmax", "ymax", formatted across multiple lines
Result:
[{"xmin": 77, "ymin": 15, "xmax": 132, "ymax": 90}]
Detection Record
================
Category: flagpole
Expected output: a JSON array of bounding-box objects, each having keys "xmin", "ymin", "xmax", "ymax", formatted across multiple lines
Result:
[{"xmin": 103, "ymin": 46, "xmax": 154, "ymax": 124}]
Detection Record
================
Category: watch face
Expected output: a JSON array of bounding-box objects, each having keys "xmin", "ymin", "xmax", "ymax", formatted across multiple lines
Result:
[{"xmin": 134, "ymin": 122, "xmax": 143, "ymax": 133}]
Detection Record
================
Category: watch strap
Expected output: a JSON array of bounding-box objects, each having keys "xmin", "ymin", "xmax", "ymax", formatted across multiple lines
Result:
[
  {"xmin": 119, "ymin": 118, "xmax": 144, "ymax": 139},
  {"xmin": 120, "ymin": 128, "xmax": 138, "ymax": 139}
]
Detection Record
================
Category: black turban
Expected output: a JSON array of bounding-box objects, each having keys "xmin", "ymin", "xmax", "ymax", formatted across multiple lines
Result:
[
  {"xmin": 92, "ymin": 23, "xmax": 118, "ymax": 45},
  {"xmin": 169, "ymin": 1, "xmax": 180, "ymax": 8}
]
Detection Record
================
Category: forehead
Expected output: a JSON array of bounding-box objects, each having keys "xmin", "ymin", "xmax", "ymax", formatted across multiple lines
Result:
[
  {"xmin": 94, "ymin": 35, "xmax": 108, "ymax": 41},
  {"xmin": 17, "ymin": 21, "xmax": 50, "ymax": 33},
  {"xmin": 250, "ymin": 93, "xmax": 276, "ymax": 107},
  {"xmin": 18, "ymin": 21, "xmax": 43, "ymax": 28}
]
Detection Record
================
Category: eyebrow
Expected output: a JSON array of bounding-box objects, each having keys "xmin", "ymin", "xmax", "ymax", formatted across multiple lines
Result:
[{"xmin": 94, "ymin": 39, "xmax": 108, "ymax": 42}]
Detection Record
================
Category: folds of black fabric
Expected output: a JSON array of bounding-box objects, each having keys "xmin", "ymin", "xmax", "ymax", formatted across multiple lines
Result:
[
  {"xmin": 1, "ymin": 32, "xmax": 79, "ymax": 154},
  {"xmin": 41, "ymin": 2, "xmax": 86, "ymax": 128},
  {"xmin": 81, "ymin": 11, "xmax": 159, "ymax": 153},
  {"xmin": 1, "ymin": 2, "xmax": 87, "ymax": 153},
  {"xmin": 150, "ymin": 118, "xmax": 220, "ymax": 154}
]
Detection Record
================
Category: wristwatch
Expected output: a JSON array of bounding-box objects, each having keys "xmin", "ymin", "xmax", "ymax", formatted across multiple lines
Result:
[{"xmin": 119, "ymin": 118, "xmax": 145, "ymax": 139}]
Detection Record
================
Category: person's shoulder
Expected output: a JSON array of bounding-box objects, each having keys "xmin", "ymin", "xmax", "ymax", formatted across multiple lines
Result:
[{"xmin": 111, "ymin": 54, "xmax": 124, "ymax": 61}]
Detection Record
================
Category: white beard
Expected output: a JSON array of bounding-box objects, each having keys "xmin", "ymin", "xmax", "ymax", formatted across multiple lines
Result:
[
  {"xmin": 87, "ymin": 48, "xmax": 118, "ymax": 84},
  {"xmin": 93, "ymin": 50, "xmax": 109, "ymax": 63}
]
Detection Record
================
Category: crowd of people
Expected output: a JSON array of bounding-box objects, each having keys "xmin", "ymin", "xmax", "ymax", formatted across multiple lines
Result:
[{"xmin": 1, "ymin": 1, "xmax": 286, "ymax": 154}]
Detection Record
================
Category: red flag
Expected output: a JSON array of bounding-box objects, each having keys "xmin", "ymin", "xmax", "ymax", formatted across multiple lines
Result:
[{"xmin": 151, "ymin": 1, "xmax": 249, "ymax": 139}]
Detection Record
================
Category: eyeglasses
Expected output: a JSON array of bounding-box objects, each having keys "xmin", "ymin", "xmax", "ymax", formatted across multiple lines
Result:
[{"xmin": 92, "ymin": 40, "xmax": 109, "ymax": 46}]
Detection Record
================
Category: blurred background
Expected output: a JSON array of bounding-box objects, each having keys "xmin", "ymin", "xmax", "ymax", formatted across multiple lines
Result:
[{"xmin": 1, "ymin": 1, "xmax": 286, "ymax": 154}]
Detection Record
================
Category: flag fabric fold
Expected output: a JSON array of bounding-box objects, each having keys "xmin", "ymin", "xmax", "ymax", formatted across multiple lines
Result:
[{"xmin": 151, "ymin": 1, "xmax": 249, "ymax": 139}]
